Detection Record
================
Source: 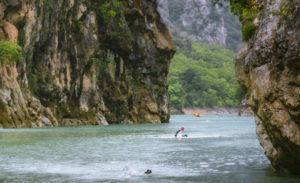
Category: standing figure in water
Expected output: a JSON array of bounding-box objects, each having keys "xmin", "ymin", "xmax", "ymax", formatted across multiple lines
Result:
[{"xmin": 174, "ymin": 126, "xmax": 185, "ymax": 137}]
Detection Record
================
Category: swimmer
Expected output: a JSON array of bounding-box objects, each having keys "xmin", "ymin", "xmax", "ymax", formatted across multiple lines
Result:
[
  {"xmin": 145, "ymin": 169, "xmax": 152, "ymax": 175},
  {"xmin": 175, "ymin": 126, "xmax": 185, "ymax": 137}
]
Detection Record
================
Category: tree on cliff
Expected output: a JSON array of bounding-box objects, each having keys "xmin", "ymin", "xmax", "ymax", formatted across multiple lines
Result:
[{"xmin": 212, "ymin": 0, "xmax": 263, "ymax": 41}]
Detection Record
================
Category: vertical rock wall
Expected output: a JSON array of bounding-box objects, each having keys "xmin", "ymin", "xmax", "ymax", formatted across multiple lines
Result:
[
  {"xmin": 236, "ymin": 0, "xmax": 300, "ymax": 174},
  {"xmin": 0, "ymin": 0, "xmax": 175, "ymax": 128},
  {"xmin": 157, "ymin": 0, "xmax": 242, "ymax": 51}
]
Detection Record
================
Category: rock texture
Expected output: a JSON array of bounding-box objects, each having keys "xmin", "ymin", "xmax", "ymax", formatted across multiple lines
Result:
[
  {"xmin": 0, "ymin": 0, "xmax": 175, "ymax": 128},
  {"xmin": 238, "ymin": 99, "xmax": 254, "ymax": 116},
  {"xmin": 235, "ymin": 0, "xmax": 300, "ymax": 174},
  {"xmin": 157, "ymin": 0, "xmax": 242, "ymax": 51}
]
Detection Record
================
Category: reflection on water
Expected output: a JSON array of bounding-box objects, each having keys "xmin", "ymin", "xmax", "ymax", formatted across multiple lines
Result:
[{"xmin": 0, "ymin": 115, "xmax": 299, "ymax": 183}]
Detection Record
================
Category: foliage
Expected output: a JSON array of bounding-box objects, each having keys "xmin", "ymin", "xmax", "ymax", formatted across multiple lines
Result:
[
  {"xmin": 242, "ymin": 21, "xmax": 255, "ymax": 41},
  {"xmin": 57, "ymin": 15, "xmax": 66, "ymax": 25},
  {"xmin": 42, "ymin": 0, "xmax": 53, "ymax": 9},
  {"xmin": 0, "ymin": 41, "xmax": 22, "ymax": 65},
  {"xmin": 16, "ymin": 20, "xmax": 26, "ymax": 47},
  {"xmin": 100, "ymin": 2, "xmax": 117, "ymax": 23},
  {"xmin": 89, "ymin": 55, "xmax": 117, "ymax": 79},
  {"xmin": 168, "ymin": 35, "xmax": 244, "ymax": 109},
  {"xmin": 17, "ymin": 30, "xmax": 26, "ymax": 47},
  {"xmin": 212, "ymin": 0, "xmax": 263, "ymax": 41},
  {"xmin": 278, "ymin": 1, "xmax": 293, "ymax": 18},
  {"xmin": 94, "ymin": 0, "xmax": 132, "ymax": 46},
  {"xmin": 27, "ymin": 66, "xmax": 55, "ymax": 100},
  {"xmin": 71, "ymin": 19, "xmax": 83, "ymax": 42},
  {"xmin": 100, "ymin": 3, "xmax": 115, "ymax": 23},
  {"xmin": 97, "ymin": 0, "xmax": 124, "ymax": 24},
  {"xmin": 1, "ymin": 0, "xmax": 9, "ymax": 6},
  {"xmin": 230, "ymin": 0, "xmax": 261, "ymax": 41},
  {"xmin": 212, "ymin": 0, "xmax": 262, "ymax": 19}
]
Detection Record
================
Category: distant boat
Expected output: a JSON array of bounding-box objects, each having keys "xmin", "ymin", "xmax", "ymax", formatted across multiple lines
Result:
[{"xmin": 193, "ymin": 112, "xmax": 201, "ymax": 117}]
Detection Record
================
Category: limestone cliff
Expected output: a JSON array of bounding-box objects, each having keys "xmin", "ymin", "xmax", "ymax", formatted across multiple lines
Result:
[
  {"xmin": 238, "ymin": 99, "xmax": 254, "ymax": 116},
  {"xmin": 235, "ymin": 0, "xmax": 300, "ymax": 174},
  {"xmin": 157, "ymin": 0, "xmax": 242, "ymax": 51},
  {"xmin": 0, "ymin": 0, "xmax": 175, "ymax": 128}
]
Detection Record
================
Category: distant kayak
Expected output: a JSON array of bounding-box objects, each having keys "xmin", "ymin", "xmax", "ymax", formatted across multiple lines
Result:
[{"xmin": 193, "ymin": 112, "xmax": 201, "ymax": 117}]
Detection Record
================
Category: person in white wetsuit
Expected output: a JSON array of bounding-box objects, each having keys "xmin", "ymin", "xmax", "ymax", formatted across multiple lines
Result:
[{"xmin": 174, "ymin": 126, "xmax": 186, "ymax": 137}]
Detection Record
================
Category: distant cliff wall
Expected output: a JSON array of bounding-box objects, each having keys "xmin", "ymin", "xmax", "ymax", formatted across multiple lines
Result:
[{"xmin": 157, "ymin": 0, "xmax": 242, "ymax": 51}]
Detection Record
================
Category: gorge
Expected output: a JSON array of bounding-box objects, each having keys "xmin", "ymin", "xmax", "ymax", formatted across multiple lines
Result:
[{"xmin": 0, "ymin": 0, "xmax": 299, "ymax": 176}]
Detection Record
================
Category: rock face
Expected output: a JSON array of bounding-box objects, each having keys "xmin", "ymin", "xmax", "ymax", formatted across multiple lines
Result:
[
  {"xmin": 235, "ymin": 0, "xmax": 300, "ymax": 174},
  {"xmin": 238, "ymin": 99, "xmax": 254, "ymax": 116},
  {"xmin": 157, "ymin": 0, "xmax": 242, "ymax": 51},
  {"xmin": 0, "ymin": 0, "xmax": 175, "ymax": 128}
]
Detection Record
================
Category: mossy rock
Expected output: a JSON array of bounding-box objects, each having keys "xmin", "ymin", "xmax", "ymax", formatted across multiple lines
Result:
[{"xmin": 242, "ymin": 21, "xmax": 256, "ymax": 41}]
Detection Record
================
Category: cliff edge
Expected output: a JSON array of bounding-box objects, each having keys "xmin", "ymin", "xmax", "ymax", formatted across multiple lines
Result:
[{"xmin": 235, "ymin": 0, "xmax": 300, "ymax": 174}]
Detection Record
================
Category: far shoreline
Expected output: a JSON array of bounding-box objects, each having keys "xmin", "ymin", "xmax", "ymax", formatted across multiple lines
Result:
[
  {"xmin": 171, "ymin": 107, "xmax": 254, "ymax": 117},
  {"xmin": 183, "ymin": 107, "xmax": 239, "ymax": 115},
  {"xmin": 171, "ymin": 107, "xmax": 245, "ymax": 116}
]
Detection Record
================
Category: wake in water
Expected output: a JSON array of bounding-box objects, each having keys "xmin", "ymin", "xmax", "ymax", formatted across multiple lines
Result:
[
  {"xmin": 150, "ymin": 134, "xmax": 224, "ymax": 139},
  {"xmin": 122, "ymin": 165, "xmax": 140, "ymax": 178}
]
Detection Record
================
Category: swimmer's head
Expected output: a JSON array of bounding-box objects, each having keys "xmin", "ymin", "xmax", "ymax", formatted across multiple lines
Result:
[{"xmin": 145, "ymin": 169, "xmax": 152, "ymax": 175}]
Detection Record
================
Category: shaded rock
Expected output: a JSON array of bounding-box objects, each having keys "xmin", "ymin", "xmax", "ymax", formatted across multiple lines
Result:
[
  {"xmin": 40, "ymin": 115, "xmax": 52, "ymax": 127},
  {"xmin": 170, "ymin": 107, "xmax": 184, "ymax": 115},
  {"xmin": 238, "ymin": 99, "xmax": 254, "ymax": 116},
  {"xmin": 96, "ymin": 113, "xmax": 108, "ymax": 126}
]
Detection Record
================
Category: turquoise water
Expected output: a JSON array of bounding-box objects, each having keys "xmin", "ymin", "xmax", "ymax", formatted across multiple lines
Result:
[{"xmin": 0, "ymin": 115, "xmax": 299, "ymax": 183}]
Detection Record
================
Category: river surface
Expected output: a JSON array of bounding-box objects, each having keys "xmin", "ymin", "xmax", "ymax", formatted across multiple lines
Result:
[{"xmin": 0, "ymin": 115, "xmax": 299, "ymax": 183}]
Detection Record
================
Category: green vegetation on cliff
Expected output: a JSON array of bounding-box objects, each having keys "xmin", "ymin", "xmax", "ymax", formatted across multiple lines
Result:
[
  {"xmin": 213, "ymin": 0, "xmax": 262, "ymax": 41},
  {"xmin": 0, "ymin": 41, "xmax": 22, "ymax": 65},
  {"xmin": 168, "ymin": 34, "xmax": 244, "ymax": 110}
]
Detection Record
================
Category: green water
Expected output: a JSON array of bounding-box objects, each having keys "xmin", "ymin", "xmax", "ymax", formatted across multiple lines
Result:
[{"xmin": 0, "ymin": 115, "xmax": 299, "ymax": 183}]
